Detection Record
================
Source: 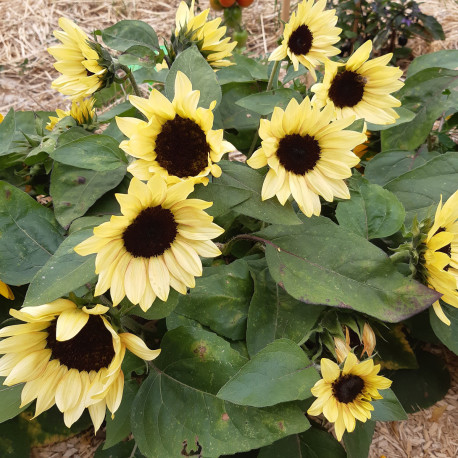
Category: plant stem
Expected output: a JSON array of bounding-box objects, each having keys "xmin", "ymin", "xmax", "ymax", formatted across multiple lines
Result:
[
  {"xmin": 120, "ymin": 64, "xmax": 142, "ymax": 97},
  {"xmin": 247, "ymin": 59, "xmax": 281, "ymax": 156}
]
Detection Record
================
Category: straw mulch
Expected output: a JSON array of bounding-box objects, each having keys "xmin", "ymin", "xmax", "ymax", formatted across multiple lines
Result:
[{"xmin": 0, "ymin": 1, "xmax": 457, "ymax": 457}]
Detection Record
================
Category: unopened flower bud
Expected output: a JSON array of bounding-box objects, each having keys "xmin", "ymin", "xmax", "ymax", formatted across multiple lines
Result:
[{"xmin": 361, "ymin": 323, "xmax": 376, "ymax": 357}]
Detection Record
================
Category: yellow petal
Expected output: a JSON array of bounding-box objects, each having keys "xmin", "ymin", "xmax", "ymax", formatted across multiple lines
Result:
[
  {"xmin": 120, "ymin": 333, "xmax": 161, "ymax": 360},
  {"xmin": 56, "ymin": 308, "xmax": 89, "ymax": 341}
]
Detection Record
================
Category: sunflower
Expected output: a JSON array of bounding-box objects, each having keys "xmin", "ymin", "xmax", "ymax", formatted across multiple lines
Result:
[
  {"xmin": 307, "ymin": 353, "xmax": 391, "ymax": 441},
  {"xmin": 0, "ymin": 299, "xmax": 160, "ymax": 430},
  {"xmin": 0, "ymin": 280, "xmax": 14, "ymax": 300},
  {"xmin": 311, "ymin": 41, "xmax": 404, "ymax": 125},
  {"xmin": 74, "ymin": 175, "xmax": 223, "ymax": 311},
  {"xmin": 46, "ymin": 98, "xmax": 96, "ymax": 131},
  {"xmin": 246, "ymin": 97, "xmax": 366, "ymax": 217},
  {"xmin": 116, "ymin": 71, "xmax": 233, "ymax": 184},
  {"xmin": 174, "ymin": 0, "xmax": 237, "ymax": 69},
  {"xmin": 47, "ymin": 18, "xmax": 108, "ymax": 100},
  {"xmin": 423, "ymin": 190, "xmax": 458, "ymax": 325},
  {"xmin": 0, "ymin": 113, "xmax": 3, "ymax": 123},
  {"xmin": 268, "ymin": 0, "xmax": 341, "ymax": 80}
]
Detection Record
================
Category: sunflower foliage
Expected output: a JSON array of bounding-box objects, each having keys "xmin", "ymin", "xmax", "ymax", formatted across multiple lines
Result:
[{"xmin": 0, "ymin": 1, "xmax": 457, "ymax": 457}]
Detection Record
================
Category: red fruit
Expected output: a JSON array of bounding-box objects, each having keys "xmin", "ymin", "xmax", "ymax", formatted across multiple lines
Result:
[
  {"xmin": 210, "ymin": 0, "xmax": 224, "ymax": 10},
  {"xmin": 220, "ymin": 0, "xmax": 236, "ymax": 7},
  {"xmin": 237, "ymin": 0, "xmax": 254, "ymax": 7}
]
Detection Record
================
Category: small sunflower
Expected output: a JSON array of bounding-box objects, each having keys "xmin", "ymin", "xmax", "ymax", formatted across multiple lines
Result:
[
  {"xmin": 46, "ymin": 98, "xmax": 96, "ymax": 131},
  {"xmin": 116, "ymin": 71, "xmax": 233, "ymax": 184},
  {"xmin": 174, "ymin": 0, "xmax": 237, "ymax": 69},
  {"xmin": 269, "ymin": 0, "xmax": 341, "ymax": 79},
  {"xmin": 311, "ymin": 41, "xmax": 404, "ymax": 125},
  {"xmin": 0, "ymin": 280, "xmax": 14, "ymax": 300},
  {"xmin": 307, "ymin": 353, "xmax": 391, "ymax": 441},
  {"xmin": 423, "ymin": 190, "xmax": 458, "ymax": 325},
  {"xmin": 47, "ymin": 18, "xmax": 108, "ymax": 100},
  {"xmin": 0, "ymin": 113, "xmax": 4, "ymax": 123},
  {"xmin": 0, "ymin": 299, "xmax": 160, "ymax": 430},
  {"xmin": 246, "ymin": 97, "xmax": 366, "ymax": 217},
  {"xmin": 74, "ymin": 175, "xmax": 224, "ymax": 311}
]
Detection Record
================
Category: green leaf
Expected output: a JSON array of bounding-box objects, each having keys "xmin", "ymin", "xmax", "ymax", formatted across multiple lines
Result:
[
  {"xmin": 0, "ymin": 109, "xmax": 15, "ymax": 156},
  {"xmin": 165, "ymin": 46, "xmax": 222, "ymax": 109},
  {"xmin": 102, "ymin": 20, "xmax": 159, "ymax": 52},
  {"xmin": 96, "ymin": 440, "xmax": 145, "ymax": 458},
  {"xmin": 430, "ymin": 302, "xmax": 458, "ymax": 354},
  {"xmin": 366, "ymin": 106, "xmax": 416, "ymax": 131},
  {"xmin": 217, "ymin": 66, "xmax": 255, "ymax": 85},
  {"xmin": 217, "ymin": 339, "xmax": 319, "ymax": 407},
  {"xmin": 233, "ymin": 54, "xmax": 268, "ymax": 81},
  {"xmin": 97, "ymin": 101, "xmax": 136, "ymax": 123},
  {"xmin": 371, "ymin": 388, "xmax": 408, "ymax": 421},
  {"xmin": 0, "ymin": 416, "xmax": 31, "ymax": 457},
  {"xmin": 104, "ymin": 380, "xmax": 140, "ymax": 449},
  {"xmin": 407, "ymin": 50, "xmax": 458, "ymax": 78},
  {"xmin": 118, "ymin": 45, "xmax": 158, "ymax": 69},
  {"xmin": 282, "ymin": 65, "xmax": 308, "ymax": 84},
  {"xmin": 257, "ymin": 215, "xmax": 440, "ymax": 322},
  {"xmin": 236, "ymin": 88, "xmax": 303, "ymax": 116},
  {"xmin": 336, "ymin": 181, "xmax": 405, "ymax": 239},
  {"xmin": 175, "ymin": 259, "xmax": 253, "ymax": 340},
  {"xmin": 50, "ymin": 134, "xmax": 127, "ymax": 171},
  {"xmin": 50, "ymin": 161, "xmax": 126, "ymax": 227},
  {"xmin": 247, "ymin": 268, "xmax": 324, "ymax": 356},
  {"xmin": 23, "ymin": 229, "xmax": 96, "ymax": 307},
  {"xmin": 0, "ymin": 181, "xmax": 63, "ymax": 285},
  {"xmin": 364, "ymin": 148, "xmax": 440, "ymax": 186},
  {"xmin": 127, "ymin": 289, "xmax": 180, "ymax": 320},
  {"xmin": 0, "ymin": 378, "xmax": 28, "ymax": 423},
  {"xmin": 384, "ymin": 151, "xmax": 458, "ymax": 225},
  {"xmin": 343, "ymin": 420, "xmax": 375, "ymax": 458},
  {"xmin": 131, "ymin": 327, "xmax": 309, "ymax": 457}
]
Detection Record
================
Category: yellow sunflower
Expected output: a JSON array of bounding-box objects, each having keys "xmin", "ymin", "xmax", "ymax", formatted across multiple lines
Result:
[
  {"xmin": 174, "ymin": 0, "xmax": 237, "ymax": 69},
  {"xmin": 0, "ymin": 299, "xmax": 160, "ymax": 430},
  {"xmin": 47, "ymin": 17, "xmax": 107, "ymax": 100},
  {"xmin": 246, "ymin": 97, "xmax": 366, "ymax": 217},
  {"xmin": 46, "ymin": 98, "xmax": 96, "ymax": 131},
  {"xmin": 0, "ymin": 280, "xmax": 14, "ymax": 300},
  {"xmin": 308, "ymin": 353, "xmax": 391, "ymax": 441},
  {"xmin": 74, "ymin": 175, "xmax": 223, "ymax": 311},
  {"xmin": 0, "ymin": 113, "xmax": 4, "ymax": 123},
  {"xmin": 423, "ymin": 190, "xmax": 458, "ymax": 325},
  {"xmin": 311, "ymin": 40, "xmax": 404, "ymax": 125},
  {"xmin": 269, "ymin": 0, "xmax": 341, "ymax": 79},
  {"xmin": 116, "ymin": 71, "xmax": 233, "ymax": 184}
]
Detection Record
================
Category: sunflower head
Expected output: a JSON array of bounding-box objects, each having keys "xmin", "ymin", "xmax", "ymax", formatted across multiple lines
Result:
[
  {"xmin": 308, "ymin": 353, "xmax": 391, "ymax": 440},
  {"xmin": 311, "ymin": 41, "xmax": 404, "ymax": 125},
  {"xmin": 116, "ymin": 71, "xmax": 233, "ymax": 184},
  {"xmin": 0, "ymin": 280, "xmax": 14, "ymax": 300},
  {"xmin": 46, "ymin": 98, "xmax": 96, "ymax": 131},
  {"xmin": 47, "ymin": 18, "xmax": 115, "ymax": 100},
  {"xmin": 246, "ymin": 96, "xmax": 366, "ymax": 217},
  {"xmin": 269, "ymin": 0, "xmax": 341, "ymax": 79},
  {"xmin": 0, "ymin": 113, "xmax": 4, "ymax": 123},
  {"xmin": 172, "ymin": 0, "xmax": 237, "ymax": 69},
  {"xmin": 0, "ymin": 299, "xmax": 160, "ymax": 430},
  {"xmin": 74, "ymin": 174, "xmax": 224, "ymax": 311}
]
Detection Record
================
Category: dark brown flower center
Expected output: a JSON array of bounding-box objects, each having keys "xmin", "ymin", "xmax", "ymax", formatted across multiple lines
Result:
[
  {"xmin": 434, "ymin": 227, "xmax": 451, "ymax": 271},
  {"xmin": 288, "ymin": 25, "xmax": 313, "ymax": 56},
  {"xmin": 332, "ymin": 374, "xmax": 365, "ymax": 403},
  {"xmin": 123, "ymin": 206, "xmax": 178, "ymax": 258},
  {"xmin": 328, "ymin": 70, "xmax": 366, "ymax": 108},
  {"xmin": 276, "ymin": 134, "xmax": 321, "ymax": 175},
  {"xmin": 46, "ymin": 316, "xmax": 115, "ymax": 372},
  {"xmin": 155, "ymin": 116, "xmax": 210, "ymax": 178}
]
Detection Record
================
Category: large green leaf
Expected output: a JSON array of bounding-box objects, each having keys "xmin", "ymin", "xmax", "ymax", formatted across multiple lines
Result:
[
  {"xmin": 174, "ymin": 259, "xmax": 253, "ymax": 340},
  {"xmin": 102, "ymin": 20, "xmax": 159, "ymax": 52},
  {"xmin": 217, "ymin": 339, "xmax": 319, "ymax": 407},
  {"xmin": 50, "ymin": 134, "xmax": 127, "ymax": 171},
  {"xmin": 430, "ymin": 303, "xmax": 458, "ymax": 354},
  {"xmin": 0, "ymin": 109, "xmax": 15, "ymax": 155},
  {"xmin": 131, "ymin": 327, "xmax": 309, "ymax": 457},
  {"xmin": 50, "ymin": 161, "xmax": 126, "ymax": 227},
  {"xmin": 0, "ymin": 378, "xmax": 28, "ymax": 423},
  {"xmin": 406, "ymin": 50, "xmax": 458, "ymax": 78},
  {"xmin": 23, "ymin": 229, "xmax": 96, "ymax": 307},
  {"xmin": 236, "ymin": 88, "xmax": 303, "ymax": 116},
  {"xmin": 246, "ymin": 268, "xmax": 324, "ymax": 356},
  {"xmin": 165, "ymin": 46, "xmax": 222, "ymax": 109},
  {"xmin": 343, "ymin": 420, "xmax": 375, "ymax": 458},
  {"xmin": 0, "ymin": 181, "xmax": 63, "ymax": 285},
  {"xmin": 371, "ymin": 388, "xmax": 407, "ymax": 421},
  {"xmin": 336, "ymin": 181, "xmax": 405, "ymax": 239},
  {"xmin": 257, "ymin": 216, "xmax": 440, "ymax": 322},
  {"xmin": 384, "ymin": 151, "xmax": 458, "ymax": 225}
]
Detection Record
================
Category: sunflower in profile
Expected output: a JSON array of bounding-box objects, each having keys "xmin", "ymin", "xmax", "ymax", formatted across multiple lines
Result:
[
  {"xmin": 307, "ymin": 353, "xmax": 391, "ymax": 441},
  {"xmin": 47, "ymin": 18, "xmax": 109, "ymax": 100},
  {"xmin": 311, "ymin": 41, "xmax": 404, "ymax": 125},
  {"xmin": 116, "ymin": 71, "xmax": 233, "ymax": 184},
  {"xmin": 423, "ymin": 190, "xmax": 458, "ymax": 325},
  {"xmin": 269, "ymin": 0, "xmax": 341, "ymax": 79},
  {"xmin": 246, "ymin": 97, "xmax": 366, "ymax": 217},
  {"xmin": 46, "ymin": 98, "xmax": 96, "ymax": 131},
  {"xmin": 0, "ymin": 299, "xmax": 160, "ymax": 430},
  {"xmin": 173, "ymin": 0, "xmax": 237, "ymax": 69},
  {"xmin": 0, "ymin": 280, "xmax": 14, "ymax": 300},
  {"xmin": 75, "ymin": 175, "xmax": 223, "ymax": 311}
]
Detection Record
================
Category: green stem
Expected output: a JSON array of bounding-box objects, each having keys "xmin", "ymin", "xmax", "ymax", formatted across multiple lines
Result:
[
  {"xmin": 120, "ymin": 64, "xmax": 142, "ymax": 97},
  {"xmin": 247, "ymin": 60, "xmax": 281, "ymax": 157}
]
